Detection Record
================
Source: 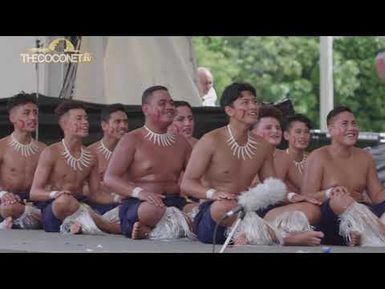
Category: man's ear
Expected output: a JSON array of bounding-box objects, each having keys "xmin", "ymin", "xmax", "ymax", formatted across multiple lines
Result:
[
  {"xmin": 283, "ymin": 131, "xmax": 289, "ymax": 141},
  {"xmin": 224, "ymin": 105, "xmax": 234, "ymax": 117},
  {"xmin": 101, "ymin": 120, "xmax": 108, "ymax": 132},
  {"xmin": 142, "ymin": 104, "xmax": 150, "ymax": 116}
]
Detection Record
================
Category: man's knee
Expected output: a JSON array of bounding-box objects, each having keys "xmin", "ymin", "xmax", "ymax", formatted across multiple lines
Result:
[
  {"xmin": 329, "ymin": 195, "xmax": 355, "ymax": 216},
  {"xmin": 210, "ymin": 200, "xmax": 238, "ymax": 226},
  {"xmin": 137, "ymin": 202, "xmax": 166, "ymax": 227},
  {"xmin": 52, "ymin": 195, "xmax": 79, "ymax": 220},
  {"xmin": 0, "ymin": 203, "xmax": 25, "ymax": 219}
]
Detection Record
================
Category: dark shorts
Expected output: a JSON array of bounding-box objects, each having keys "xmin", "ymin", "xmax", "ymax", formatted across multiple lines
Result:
[
  {"xmin": 193, "ymin": 200, "xmax": 227, "ymax": 244},
  {"xmin": 119, "ymin": 194, "xmax": 187, "ymax": 238},
  {"xmin": 316, "ymin": 199, "xmax": 385, "ymax": 246},
  {"xmin": 37, "ymin": 195, "xmax": 88, "ymax": 233},
  {"xmin": 86, "ymin": 202, "xmax": 119, "ymax": 215},
  {"xmin": 255, "ymin": 204, "xmax": 282, "ymax": 218}
]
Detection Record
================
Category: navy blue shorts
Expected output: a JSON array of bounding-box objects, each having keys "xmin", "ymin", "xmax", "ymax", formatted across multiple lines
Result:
[
  {"xmin": 119, "ymin": 194, "xmax": 187, "ymax": 238},
  {"xmin": 37, "ymin": 195, "xmax": 88, "ymax": 233},
  {"xmin": 255, "ymin": 204, "xmax": 282, "ymax": 218},
  {"xmin": 316, "ymin": 200, "xmax": 385, "ymax": 245},
  {"xmin": 193, "ymin": 200, "xmax": 227, "ymax": 244},
  {"xmin": 87, "ymin": 202, "xmax": 119, "ymax": 215}
]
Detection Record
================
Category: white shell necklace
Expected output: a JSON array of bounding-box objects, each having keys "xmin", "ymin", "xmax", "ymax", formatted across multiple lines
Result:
[
  {"xmin": 9, "ymin": 133, "xmax": 39, "ymax": 157},
  {"xmin": 97, "ymin": 140, "xmax": 112, "ymax": 160},
  {"xmin": 226, "ymin": 125, "xmax": 258, "ymax": 160},
  {"xmin": 286, "ymin": 149, "xmax": 308, "ymax": 175},
  {"xmin": 62, "ymin": 139, "xmax": 92, "ymax": 171},
  {"xmin": 143, "ymin": 125, "xmax": 176, "ymax": 147}
]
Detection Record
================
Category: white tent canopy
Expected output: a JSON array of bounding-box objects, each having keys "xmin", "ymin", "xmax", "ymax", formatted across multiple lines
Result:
[{"xmin": 74, "ymin": 36, "xmax": 201, "ymax": 105}]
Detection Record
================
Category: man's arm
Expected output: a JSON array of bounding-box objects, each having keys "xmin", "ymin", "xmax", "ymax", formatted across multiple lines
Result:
[
  {"xmin": 259, "ymin": 143, "xmax": 277, "ymax": 181},
  {"xmin": 30, "ymin": 147, "xmax": 66, "ymax": 202},
  {"xmin": 103, "ymin": 134, "xmax": 136, "ymax": 198},
  {"xmin": 301, "ymin": 151, "xmax": 326, "ymax": 201},
  {"xmin": 181, "ymin": 134, "xmax": 233, "ymax": 200},
  {"xmin": 365, "ymin": 153, "xmax": 385, "ymax": 204}
]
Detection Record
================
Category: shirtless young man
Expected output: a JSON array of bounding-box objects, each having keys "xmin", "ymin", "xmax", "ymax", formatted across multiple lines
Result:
[
  {"xmin": 104, "ymin": 85, "xmax": 192, "ymax": 239},
  {"xmin": 168, "ymin": 101, "xmax": 198, "ymax": 148},
  {"xmin": 30, "ymin": 101, "xmax": 120, "ymax": 235},
  {"xmin": 0, "ymin": 93, "xmax": 46, "ymax": 230},
  {"xmin": 252, "ymin": 107, "xmax": 323, "ymax": 246},
  {"xmin": 87, "ymin": 104, "xmax": 129, "ymax": 214},
  {"xmin": 302, "ymin": 106, "xmax": 385, "ymax": 246},
  {"xmin": 181, "ymin": 82, "xmax": 279, "ymax": 244}
]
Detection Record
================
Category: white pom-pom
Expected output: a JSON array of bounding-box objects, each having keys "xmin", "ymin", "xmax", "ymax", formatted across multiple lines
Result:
[{"xmin": 238, "ymin": 177, "xmax": 287, "ymax": 211}]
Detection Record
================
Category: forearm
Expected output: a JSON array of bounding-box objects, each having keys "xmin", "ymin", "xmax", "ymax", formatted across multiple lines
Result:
[
  {"xmin": 30, "ymin": 188, "xmax": 56, "ymax": 202},
  {"xmin": 103, "ymin": 175, "xmax": 137, "ymax": 198},
  {"xmin": 181, "ymin": 178, "xmax": 213, "ymax": 200}
]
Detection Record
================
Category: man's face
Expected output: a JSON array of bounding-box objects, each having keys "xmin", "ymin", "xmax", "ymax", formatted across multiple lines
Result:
[
  {"xmin": 284, "ymin": 121, "xmax": 311, "ymax": 150},
  {"xmin": 226, "ymin": 91, "xmax": 259, "ymax": 126},
  {"xmin": 143, "ymin": 90, "xmax": 175, "ymax": 126},
  {"xmin": 328, "ymin": 111, "xmax": 359, "ymax": 146},
  {"xmin": 171, "ymin": 106, "xmax": 195, "ymax": 138},
  {"xmin": 10, "ymin": 102, "xmax": 38, "ymax": 133},
  {"xmin": 102, "ymin": 110, "xmax": 129, "ymax": 139},
  {"xmin": 198, "ymin": 73, "xmax": 213, "ymax": 95},
  {"xmin": 253, "ymin": 117, "xmax": 282, "ymax": 147},
  {"xmin": 63, "ymin": 108, "xmax": 89, "ymax": 137}
]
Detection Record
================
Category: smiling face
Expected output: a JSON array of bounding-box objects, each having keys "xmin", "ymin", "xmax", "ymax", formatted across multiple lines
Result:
[
  {"xmin": 284, "ymin": 121, "xmax": 311, "ymax": 150},
  {"xmin": 9, "ymin": 102, "xmax": 38, "ymax": 133},
  {"xmin": 143, "ymin": 89, "xmax": 176, "ymax": 127},
  {"xmin": 225, "ymin": 90, "xmax": 259, "ymax": 125},
  {"xmin": 102, "ymin": 110, "xmax": 129, "ymax": 139},
  {"xmin": 61, "ymin": 108, "xmax": 89, "ymax": 138},
  {"xmin": 328, "ymin": 111, "xmax": 359, "ymax": 146},
  {"xmin": 253, "ymin": 117, "xmax": 282, "ymax": 147}
]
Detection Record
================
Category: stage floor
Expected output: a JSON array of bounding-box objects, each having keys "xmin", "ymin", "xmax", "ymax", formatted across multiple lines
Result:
[{"xmin": 1, "ymin": 230, "xmax": 385, "ymax": 253}]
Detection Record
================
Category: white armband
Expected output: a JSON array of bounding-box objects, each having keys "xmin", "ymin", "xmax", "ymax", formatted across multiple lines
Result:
[
  {"xmin": 49, "ymin": 191, "xmax": 59, "ymax": 199},
  {"xmin": 112, "ymin": 193, "xmax": 120, "ymax": 203},
  {"xmin": 287, "ymin": 192, "xmax": 298, "ymax": 202},
  {"xmin": 132, "ymin": 187, "xmax": 143, "ymax": 198},
  {"xmin": 205, "ymin": 188, "xmax": 216, "ymax": 200},
  {"xmin": 324, "ymin": 188, "xmax": 333, "ymax": 199},
  {"xmin": 0, "ymin": 190, "xmax": 8, "ymax": 198}
]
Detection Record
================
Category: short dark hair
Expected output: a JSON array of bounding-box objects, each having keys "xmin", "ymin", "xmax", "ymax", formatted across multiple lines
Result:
[
  {"xmin": 142, "ymin": 85, "xmax": 168, "ymax": 105},
  {"xmin": 174, "ymin": 100, "xmax": 192, "ymax": 110},
  {"xmin": 54, "ymin": 100, "xmax": 86, "ymax": 120},
  {"xmin": 285, "ymin": 114, "xmax": 312, "ymax": 131},
  {"xmin": 220, "ymin": 82, "xmax": 257, "ymax": 108},
  {"xmin": 326, "ymin": 106, "xmax": 353, "ymax": 126},
  {"xmin": 7, "ymin": 92, "xmax": 37, "ymax": 112},
  {"xmin": 258, "ymin": 105, "xmax": 282, "ymax": 122},
  {"xmin": 101, "ymin": 104, "xmax": 126, "ymax": 122}
]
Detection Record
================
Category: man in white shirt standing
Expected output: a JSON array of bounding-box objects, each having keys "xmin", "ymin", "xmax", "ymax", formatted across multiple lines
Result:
[{"xmin": 197, "ymin": 67, "xmax": 218, "ymax": 106}]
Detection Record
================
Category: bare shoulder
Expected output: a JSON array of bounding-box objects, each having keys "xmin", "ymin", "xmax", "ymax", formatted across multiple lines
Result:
[
  {"xmin": 307, "ymin": 146, "xmax": 330, "ymax": 162},
  {"xmin": 353, "ymin": 146, "xmax": 374, "ymax": 161},
  {"xmin": 0, "ymin": 135, "xmax": 10, "ymax": 147},
  {"xmin": 37, "ymin": 140, "xmax": 47, "ymax": 150},
  {"xmin": 87, "ymin": 140, "xmax": 100, "ymax": 154},
  {"xmin": 198, "ymin": 127, "xmax": 225, "ymax": 147}
]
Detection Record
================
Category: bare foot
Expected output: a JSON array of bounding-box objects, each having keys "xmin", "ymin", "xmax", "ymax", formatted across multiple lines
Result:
[
  {"xmin": 284, "ymin": 231, "xmax": 324, "ymax": 246},
  {"xmin": 132, "ymin": 222, "xmax": 151, "ymax": 240},
  {"xmin": 349, "ymin": 231, "xmax": 361, "ymax": 246},
  {"xmin": 70, "ymin": 222, "xmax": 82, "ymax": 234},
  {"xmin": 4, "ymin": 217, "xmax": 13, "ymax": 229},
  {"xmin": 234, "ymin": 233, "xmax": 248, "ymax": 246}
]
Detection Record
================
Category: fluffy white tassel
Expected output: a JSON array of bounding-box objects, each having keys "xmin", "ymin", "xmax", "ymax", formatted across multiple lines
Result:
[
  {"xmin": 238, "ymin": 177, "xmax": 287, "ymax": 211},
  {"xmin": 271, "ymin": 210, "xmax": 313, "ymax": 237},
  {"xmin": 229, "ymin": 212, "xmax": 283, "ymax": 245},
  {"xmin": 149, "ymin": 207, "xmax": 196, "ymax": 240},
  {"xmin": 13, "ymin": 205, "xmax": 42, "ymax": 230},
  {"xmin": 60, "ymin": 205, "xmax": 105, "ymax": 235},
  {"xmin": 339, "ymin": 202, "xmax": 385, "ymax": 247},
  {"xmin": 103, "ymin": 207, "xmax": 120, "ymax": 224}
]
